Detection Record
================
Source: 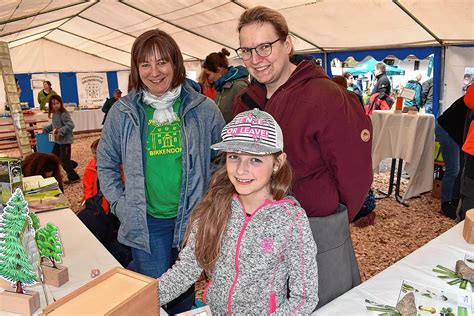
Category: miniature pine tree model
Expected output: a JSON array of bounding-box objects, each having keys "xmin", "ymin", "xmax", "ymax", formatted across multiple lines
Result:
[
  {"xmin": 0, "ymin": 188, "xmax": 38, "ymax": 293},
  {"xmin": 36, "ymin": 223, "xmax": 63, "ymax": 268}
]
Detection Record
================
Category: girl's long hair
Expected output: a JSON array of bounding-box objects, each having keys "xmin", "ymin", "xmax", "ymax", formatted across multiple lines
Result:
[
  {"xmin": 47, "ymin": 94, "xmax": 66, "ymax": 118},
  {"xmin": 185, "ymin": 152, "xmax": 292, "ymax": 276}
]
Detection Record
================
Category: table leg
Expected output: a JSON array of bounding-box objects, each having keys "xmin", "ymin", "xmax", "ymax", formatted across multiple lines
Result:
[
  {"xmin": 376, "ymin": 159, "xmax": 396, "ymax": 198},
  {"xmin": 376, "ymin": 158, "xmax": 409, "ymax": 207},
  {"xmin": 395, "ymin": 159, "xmax": 409, "ymax": 207}
]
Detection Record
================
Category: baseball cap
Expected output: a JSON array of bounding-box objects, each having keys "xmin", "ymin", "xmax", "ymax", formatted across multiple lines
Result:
[
  {"xmin": 211, "ymin": 109, "xmax": 283, "ymax": 155},
  {"xmin": 114, "ymin": 88, "xmax": 122, "ymax": 93}
]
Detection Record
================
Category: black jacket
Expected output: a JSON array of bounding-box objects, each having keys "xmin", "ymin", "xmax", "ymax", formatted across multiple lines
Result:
[{"xmin": 372, "ymin": 73, "xmax": 391, "ymax": 101}]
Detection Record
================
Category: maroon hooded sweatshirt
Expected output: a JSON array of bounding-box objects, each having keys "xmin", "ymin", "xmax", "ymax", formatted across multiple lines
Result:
[{"xmin": 233, "ymin": 60, "xmax": 373, "ymax": 221}]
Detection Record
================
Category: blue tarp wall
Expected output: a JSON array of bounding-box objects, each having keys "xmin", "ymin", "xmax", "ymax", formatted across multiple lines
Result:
[
  {"xmin": 313, "ymin": 46, "xmax": 442, "ymax": 117},
  {"xmin": 16, "ymin": 71, "xmax": 121, "ymax": 108}
]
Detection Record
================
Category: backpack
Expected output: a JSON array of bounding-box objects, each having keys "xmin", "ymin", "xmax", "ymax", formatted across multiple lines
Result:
[
  {"xmin": 365, "ymin": 92, "xmax": 392, "ymax": 115},
  {"xmin": 404, "ymin": 80, "xmax": 422, "ymax": 108}
]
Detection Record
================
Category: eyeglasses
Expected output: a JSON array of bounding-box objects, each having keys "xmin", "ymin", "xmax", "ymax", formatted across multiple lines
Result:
[{"xmin": 235, "ymin": 38, "xmax": 282, "ymax": 61}]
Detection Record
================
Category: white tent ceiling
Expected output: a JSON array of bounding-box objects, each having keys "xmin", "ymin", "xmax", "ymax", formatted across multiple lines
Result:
[{"xmin": 1, "ymin": 0, "xmax": 473, "ymax": 73}]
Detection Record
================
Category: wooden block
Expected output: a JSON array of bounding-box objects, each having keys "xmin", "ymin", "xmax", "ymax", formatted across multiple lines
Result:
[
  {"xmin": 0, "ymin": 290, "xmax": 40, "ymax": 315},
  {"xmin": 432, "ymin": 179, "xmax": 442, "ymax": 199},
  {"xmin": 42, "ymin": 267, "xmax": 159, "ymax": 315},
  {"xmin": 41, "ymin": 264, "xmax": 69, "ymax": 287},
  {"xmin": 463, "ymin": 209, "xmax": 474, "ymax": 243}
]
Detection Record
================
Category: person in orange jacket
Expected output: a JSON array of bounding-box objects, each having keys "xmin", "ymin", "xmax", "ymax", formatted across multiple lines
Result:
[
  {"xmin": 458, "ymin": 84, "xmax": 474, "ymax": 220},
  {"xmin": 81, "ymin": 139, "xmax": 109, "ymax": 213}
]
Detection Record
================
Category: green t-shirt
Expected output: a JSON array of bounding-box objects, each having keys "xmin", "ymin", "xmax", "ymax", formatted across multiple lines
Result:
[{"xmin": 144, "ymin": 99, "xmax": 182, "ymax": 218}]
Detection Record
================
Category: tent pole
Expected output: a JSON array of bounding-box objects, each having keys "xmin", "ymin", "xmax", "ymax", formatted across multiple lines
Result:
[
  {"xmin": 119, "ymin": 0, "xmax": 234, "ymax": 54},
  {"xmin": 392, "ymin": 0, "xmax": 443, "ymax": 46}
]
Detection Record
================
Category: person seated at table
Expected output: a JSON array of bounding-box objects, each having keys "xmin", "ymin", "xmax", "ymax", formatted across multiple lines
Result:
[
  {"xmin": 78, "ymin": 139, "xmax": 132, "ymax": 268},
  {"xmin": 42, "ymin": 95, "xmax": 80, "ymax": 185},
  {"xmin": 22, "ymin": 152, "xmax": 64, "ymax": 192},
  {"xmin": 101, "ymin": 88, "xmax": 122, "ymax": 125},
  {"xmin": 37, "ymin": 80, "xmax": 57, "ymax": 112}
]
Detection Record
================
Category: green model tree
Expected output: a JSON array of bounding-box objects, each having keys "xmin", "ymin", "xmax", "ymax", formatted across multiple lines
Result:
[
  {"xmin": 36, "ymin": 222, "xmax": 63, "ymax": 268},
  {"xmin": 0, "ymin": 188, "xmax": 38, "ymax": 293}
]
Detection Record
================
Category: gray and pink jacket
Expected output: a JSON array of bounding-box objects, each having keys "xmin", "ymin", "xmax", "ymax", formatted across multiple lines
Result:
[{"xmin": 159, "ymin": 195, "xmax": 319, "ymax": 314}]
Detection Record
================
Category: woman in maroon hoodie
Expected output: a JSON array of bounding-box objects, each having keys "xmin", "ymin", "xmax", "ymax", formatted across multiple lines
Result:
[{"xmin": 233, "ymin": 6, "xmax": 373, "ymax": 309}]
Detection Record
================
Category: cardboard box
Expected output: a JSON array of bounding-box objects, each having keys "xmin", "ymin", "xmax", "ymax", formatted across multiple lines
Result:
[
  {"xmin": 432, "ymin": 179, "xmax": 441, "ymax": 199},
  {"xmin": 0, "ymin": 157, "xmax": 22, "ymax": 205},
  {"xmin": 42, "ymin": 267, "xmax": 159, "ymax": 315}
]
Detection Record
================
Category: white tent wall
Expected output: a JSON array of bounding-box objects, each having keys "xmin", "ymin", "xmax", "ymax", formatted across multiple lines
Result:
[
  {"xmin": 443, "ymin": 46, "xmax": 474, "ymax": 113},
  {"xmin": 117, "ymin": 70, "xmax": 130, "ymax": 96}
]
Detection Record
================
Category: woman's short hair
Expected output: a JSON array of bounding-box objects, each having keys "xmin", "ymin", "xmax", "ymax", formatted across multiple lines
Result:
[
  {"xmin": 203, "ymin": 48, "xmax": 230, "ymax": 73},
  {"xmin": 238, "ymin": 6, "xmax": 293, "ymax": 55},
  {"xmin": 343, "ymin": 72, "xmax": 354, "ymax": 79},
  {"xmin": 129, "ymin": 29, "xmax": 186, "ymax": 92},
  {"xmin": 43, "ymin": 80, "xmax": 52, "ymax": 88}
]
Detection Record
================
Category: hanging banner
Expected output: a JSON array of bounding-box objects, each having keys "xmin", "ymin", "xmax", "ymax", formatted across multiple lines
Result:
[{"xmin": 76, "ymin": 72, "xmax": 108, "ymax": 106}]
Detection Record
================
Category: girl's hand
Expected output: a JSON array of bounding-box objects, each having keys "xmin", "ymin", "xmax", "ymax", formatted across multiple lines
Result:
[{"xmin": 53, "ymin": 128, "xmax": 60, "ymax": 140}]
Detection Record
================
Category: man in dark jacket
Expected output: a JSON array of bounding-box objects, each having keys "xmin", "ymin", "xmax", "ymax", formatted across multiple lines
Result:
[
  {"xmin": 422, "ymin": 77, "xmax": 434, "ymax": 114},
  {"xmin": 101, "ymin": 88, "xmax": 122, "ymax": 124},
  {"xmin": 372, "ymin": 62, "xmax": 392, "ymax": 106}
]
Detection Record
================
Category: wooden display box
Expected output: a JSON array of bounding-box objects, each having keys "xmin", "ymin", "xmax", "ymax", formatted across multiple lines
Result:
[
  {"xmin": 463, "ymin": 209, "xmax": 474, "ymax": 244},
  {"xmin": 41, "ymin": 264, "xmax": 69, "ymax": 287},
  {"xmin": 42, "ymin": 267, "xmax": 159, "ymax": 315},
  {"xmin": 0, "ymin": 290, "xmax": 40, "ymax": 315}
]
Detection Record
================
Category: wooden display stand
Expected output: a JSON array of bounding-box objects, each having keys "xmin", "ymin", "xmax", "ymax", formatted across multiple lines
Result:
[
  {"xmin": 463, "ymin": 209, "xmax": 474, "ymax": 243},
  {"xmin": 0, "ymin": 290, "xmax": 40, "ymax": 315},
  {"xmin": 41, "ymin": 264, "xmax": 69, "ymax": 287},
  {"xmin": 0, "ymin": 41, "xmax": 32, "ymax": 156},
  {"xmin": 42, "ymin": 267, "xmax": 159, "ymax": 315}
]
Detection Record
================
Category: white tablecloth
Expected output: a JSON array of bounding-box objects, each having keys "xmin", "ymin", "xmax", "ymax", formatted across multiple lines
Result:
[
  {"xmin": 70, "ymin": 109, "xmax": 104, "ymax": 132},
  {"xmin": 22, "ymin": 109, "xmax": 104, "ymax": 133},
  {"xmin": 370, "ymin": 110, "xmax": 435, "ymax": 201},
  {"xmin": 315, "ymin": 222, "xmax": 474, "ymax": 315}
]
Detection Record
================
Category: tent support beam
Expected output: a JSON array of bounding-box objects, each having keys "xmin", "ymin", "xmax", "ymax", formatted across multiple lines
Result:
[
  {"xmin": 7, "ymin": 30, "xmax": 50, "ymax": 46},
  {"xmin": 119, "ymin": 0, "xmax": 235, "ymax": 54},
  {"xmin": 0, "ymin": 2, "xmax": 96, "ymax": 38},
  {"xmin": 393, "ymin": 0, "xmax": 443, "ymax": 46},
  {"xmin": 1, "ymin": 17, "xmax": 72, "ymax": 38},
  {"xmin": 43, "ymin": 38, "xmax": 130, "ymax": 69},
  {"xmin": 43, "ymin": 2, "xmax": 98, "ymax": 41},
  {"xmin": 231, "ymin": 0, "xmax": 325, "ymax": 52},
  {"xmin": 73, "ymin": 16, "xmax": 202, "ymax": 61},
  {"xmin": 57, "ymin": 28, "xmax": 131, "ymax": 54},
  {"xmin": 0, "ymin": 1, "xmax": 88, "ymax": 25},
  {"xmin": 78, "ymin": 16, "xmax": 135, "ymax": 39}
]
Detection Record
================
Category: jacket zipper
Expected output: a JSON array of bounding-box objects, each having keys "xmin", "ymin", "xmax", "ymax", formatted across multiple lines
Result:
[{"xmin": 227, "ymin": 214, "xmax": 252, "ymax": 315}]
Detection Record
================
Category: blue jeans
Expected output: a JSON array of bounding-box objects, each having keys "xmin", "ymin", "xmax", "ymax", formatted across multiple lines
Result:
[
  {"xmin": 131, "ymin": 215, "xmax": 194, "ymax": 314},
  {"xmin": 435, "ymin": 123, "xmax": 460, "ymax": 202}
]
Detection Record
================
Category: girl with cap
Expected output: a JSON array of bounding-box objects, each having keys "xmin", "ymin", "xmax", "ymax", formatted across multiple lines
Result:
[{"xmin": 159, "ymin": 109, "xmax": 319, "ymax": 314}]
